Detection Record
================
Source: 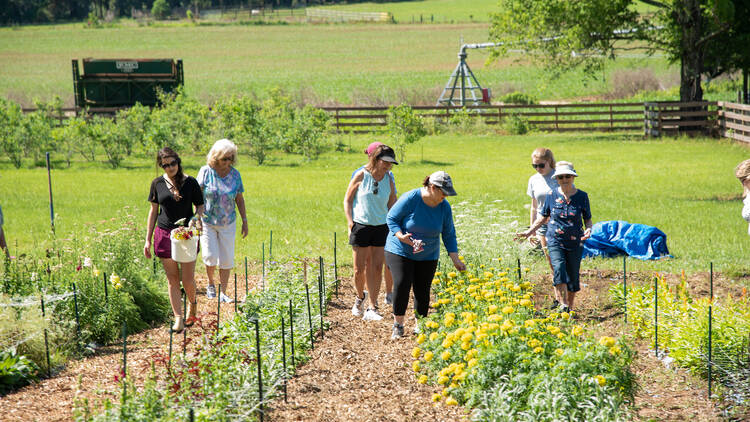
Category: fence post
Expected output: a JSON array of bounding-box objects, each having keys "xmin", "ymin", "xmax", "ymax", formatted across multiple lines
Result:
[
  {"xmin": 609, "ymin": 104, "xmax": 614, "ymax": 129},
  {"xmin": 305, "ymin": 283, "xmax": 314, "ymax": 350},
  {"xmin": 555, "ymin": 106, "xmax": 559, "ymax": 130},
  {"xmin": 40, "ymin": 295, "xmax": 51, "ymax": 377},
  {"xmin": 289, "ymin": 299, "xmax": 295, "ymax": 367},
  {"xmin": 654, "ymin": 276, "xmax": 658, "ymax": 357}
]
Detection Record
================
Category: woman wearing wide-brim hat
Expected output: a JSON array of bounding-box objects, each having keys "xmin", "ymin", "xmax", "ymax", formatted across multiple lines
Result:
[{"xmin": 516, "ymin": 161, "xmax": 592, "ymax": 313}]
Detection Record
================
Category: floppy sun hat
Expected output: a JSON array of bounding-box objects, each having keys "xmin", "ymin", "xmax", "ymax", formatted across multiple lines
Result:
[
  {"xmin": 553, "ymin": 162, "xmax": 578, "ymax": 178},
  {"xmin": 428, "ymin": 171, "xmax": 457, "ymax": 196}
]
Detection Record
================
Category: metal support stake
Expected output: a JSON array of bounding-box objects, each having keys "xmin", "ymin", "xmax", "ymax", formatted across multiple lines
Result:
[
  {"xmin": 254, "ymin": 319, "xmax": 263, "ymax": 422},
  {"xmin": 289, "ymin": 299, "xmax": 295, "ymax": 367},
  {"xmin": 41, "ymin": 295, "xmax": 51, "ymax": 377},
  {"xmin": 708, "ymin": 304, "xmax": 713, "ymax": 398},
  {"xmin": 654, "ymin": 276, "xmax": 658, "ymax": 357},
  {"xmin": 281, "ymin": 314, "xmax": 288, "ymax": 403},
  {"xmin": 305, "ymin": 284, "xmax": 314, "ymax": 350},
  {"xmin": 234, "ymin": 273, "xmax": 237, "ymax": 312},
  {"xmin": 72, "ymin": 282, "xmax": 81, "ymax": 350},
  {"xmin": 623, "ymin": 256, "xmax": 627, "ymax": 324}
]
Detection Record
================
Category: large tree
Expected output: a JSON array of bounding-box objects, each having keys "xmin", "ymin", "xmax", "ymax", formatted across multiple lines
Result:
[{"xmin": 489, "ymin": 0, "xmax": 742, "ymax": 102}]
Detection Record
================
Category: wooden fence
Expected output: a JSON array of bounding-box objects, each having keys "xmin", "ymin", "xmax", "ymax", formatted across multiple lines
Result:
[
  {"xmin": 305, "ymin": 9, "xmax": 391, "ymax": 23},
  {"xmin": 718, "ymin": 102, "xmax": 750, "ymax": 143},
  {"xmin": 321, "ymin": 103, "xmax": 645, "ymax": 134},
  {"xmin": 643, "ymin": 101, "xmax": 718, "ymax": 137}
]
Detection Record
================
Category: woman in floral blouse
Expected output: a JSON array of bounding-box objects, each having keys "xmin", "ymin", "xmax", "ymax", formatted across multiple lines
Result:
[{"xmin": 198, "ymin": 139, "xmax": 248, "ymax": 303}]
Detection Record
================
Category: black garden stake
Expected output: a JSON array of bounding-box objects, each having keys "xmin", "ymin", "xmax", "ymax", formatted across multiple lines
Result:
[
  {"xmin": 305, "ymin": 284, "xmax": 314, "ymax": 350},
  {"xmin": 281, "ymin": 314, "xmax": 288, "ymax": 403},
  {"xmin": 40, "ymin": 295, "xmax": 51, "ymax": 377},
  {"xmin": 289, "ymin": 299, "xmax": 295, "ymax": 367}
]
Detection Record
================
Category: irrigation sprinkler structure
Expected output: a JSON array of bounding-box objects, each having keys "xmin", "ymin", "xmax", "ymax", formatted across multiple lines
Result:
[{"xmin": 436, "ymin": 43, "xmax": 500, "ymax": 107}]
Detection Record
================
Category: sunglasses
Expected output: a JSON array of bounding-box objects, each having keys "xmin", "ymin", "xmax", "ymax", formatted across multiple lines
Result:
[
  {"xmin": 220, "ymin": 156, "xmax": 234, "ymax": 162},
  {"xmin": 531, "ymin": 163, "xmax": 546, "ymax": 169},
  {"xmin": 373, "ymin": 181, "xmax": 379, "ymax": 195},
  {"xmin": 161, "ymin": 160, "xmax": 178, "ymax": 169},
  {"xmin": 556, "ymin": 174, "xmax": 573, "ymax": 179}
]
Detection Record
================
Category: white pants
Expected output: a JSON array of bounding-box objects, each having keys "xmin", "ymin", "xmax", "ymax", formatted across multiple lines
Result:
[{"xmin": 200, "ymin": 220, "xmax": 236, "ymax": 269}]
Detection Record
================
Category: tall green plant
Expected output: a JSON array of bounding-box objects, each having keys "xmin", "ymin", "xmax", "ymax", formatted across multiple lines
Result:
[
  {"xmin": 213, "ymin": 95, "xmax": 271, "ymax": 165},
  {"xmin": 386, "ymin": 104, "xmax": 426, "ymax": 162},
  {"xmin": 0, "ymin": 98, "xmax": 24, "ymax": 168}
]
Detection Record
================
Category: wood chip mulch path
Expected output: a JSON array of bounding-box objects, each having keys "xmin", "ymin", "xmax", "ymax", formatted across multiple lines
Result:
[{"xmin": 266, "ymin": 279, "xmax": 468, "ymax": 422}]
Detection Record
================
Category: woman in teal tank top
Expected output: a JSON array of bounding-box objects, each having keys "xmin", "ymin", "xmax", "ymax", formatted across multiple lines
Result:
[{"xmin": 344, "ymin": 145, "xmax": 399, "ymax": 321}]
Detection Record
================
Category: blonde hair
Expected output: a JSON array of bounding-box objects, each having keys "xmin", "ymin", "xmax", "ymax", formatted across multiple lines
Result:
[
  {"xmin": 207, "ymin": 139, "xmax": 238, "ymax": 168},
  {"xmin": 735, "ymin": 159, "xmax": 750, "ymax": 196},
  {"xmin": 531, "ymin": 147, "xmax": 555, "ymax": 169}
]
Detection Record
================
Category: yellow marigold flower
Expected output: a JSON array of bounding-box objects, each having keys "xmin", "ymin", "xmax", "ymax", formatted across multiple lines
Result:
[
  {"xmin": 547, "ymin": 326, "xmax": 560, "ymax": 335},
  {"xmin": 442, "ymin": 339, "xmax": 453, "ymax": 349},
  {"xmin": 533, "ymin": 346, "xmax": 544, "ymax": 354},
  {"xmin": 424, "ymin": 351, "xmax": 434, "ymax": 362},
  {"xmin": 502, "ymin": 306, "xmax": 514, "ymax": 314},
  {"xmin": 428, "ymin": 320, "xmax": 440, "ymax": 329},
  {"xmin": 501, "ymin": 320, "xmax": 514, "ymax": 332},
  {"xmin": 560, "ymin": 312, "xmax": 570, "ymax": 320},
  {"xmin": 412, "ymin": 360, "xmax": 421, "ymax": 372},
  {"xmin": 448, "ymin": 272, "xmax": 457, "ymax": 278},
  {"xmin": 595, "ymin": 375, "xmax": 607, "ymax": 386},
  {"xmin": 484, "ymin": 291, "xmax": 495, "ymax": 299},
  {"xmin": 434, "ymin": 272, "xmax": 443, "ymax": 277},
  {"xmin": 412, "ymin": 347, "xmax": 421, "ymax": 358},
  {"xmin": 609, "ymin": 346, "xmax": 622, "ymax": 356},
  {"xmin": 557, "ymin": 332, "xmax": 565, "ymax": 339},
  {"xmin": 511, "ymin": 285, "xmax": 521, "ymax": 292},
  {"xmin": 528, "ymin": 339, "xmax": 541, "ymax": 348},
  {"xmin": 460, "ymin": 333, "xmax": 473, "ymax": 343},
  {"xmin": 483, "ymin": 271, "xmax": 494, "ymax": 278},
  {"xmin": 524, "ymin": 319, "xmax": 536, "ymax": 328},
  {"xmin": 519, "ymin": 299, "xmax": 532, "ymax": 307},
  {"xmin": 418, "ymin": 374, "xmax": 428, "ymax": 384},
  {"xmin": 460, "ymin": 341, "xmax": 471, "ymax": 351},
  {"xmin": 571, "ymin": 326, "xmax": 584, "ymax": 336},
  {"xmin": 445, "ymin": 396, "xmax": 458, "ymax": 406},
  {"xmin": 441, "ymin": 351, "xmax": 452, "ymax": 361},
  {"xmin": 549, "ymin": 312, "xmax": 559, "ymax": 320},
  {"xmin": 417, "ymin": 333, "xmax": 427, "ymax": 344},
  {"xmin": 467, "ymin": 358, "xmax": 478, "ymax": 368},
  {"xmin": 429, "ymin": 333, "xmax": 439, "ymax": 343},
  {"xmin": 488, "ymin": 305, "xmax": 498, "ymax": 314},
  {"xmin": 555, "ymin": 348, "xmax": 564, "ymax": 357},
  {"xmin": 432, "ymin": 393, "xmax": 442, "ymax": 402},
  {"xmin": 437, "ymin": 375, "xmax": 450, "ymax": 385},
  {"xmin": 453, "ymin": 372, "xmax": 468, "ymax": 382},
  {"xmin": 458, "ymin": 255, "xmax": 464, "ymax": 261},
  {"xmin": 488, "ymin": 314, "xmax": 502, "ymax": 322},
  {"xmin": 599, "ymin": 336, "xmax": 616, "ymax": 348},
  {"xmin": 442, "ymin": 388, "xmax": 450, "ymax": 397}
]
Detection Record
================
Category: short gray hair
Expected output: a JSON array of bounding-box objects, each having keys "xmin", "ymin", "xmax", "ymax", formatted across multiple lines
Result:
[{"xmin": 207, "ymin": 139, "xmax": 238, "ymax": 168}]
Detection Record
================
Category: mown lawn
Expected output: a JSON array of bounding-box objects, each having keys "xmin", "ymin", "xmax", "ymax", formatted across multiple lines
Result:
[
  {"xmin": 0, "ymin": 21, "xmax": 676, "ymax": 107},
  {"xmin": 3, "ymin": 132, "xmax": 749, "ymax": 278}
]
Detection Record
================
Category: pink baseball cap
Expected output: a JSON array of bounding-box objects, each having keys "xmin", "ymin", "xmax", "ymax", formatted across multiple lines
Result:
[{"xmin": 365, "ymin": 142, "xmax": 384, "ymax": 155}]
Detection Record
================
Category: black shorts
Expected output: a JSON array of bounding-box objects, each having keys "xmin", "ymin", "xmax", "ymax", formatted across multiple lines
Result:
[{"xmin": 349, "ymin": 223, "xmax": 389, "ymax": 247}]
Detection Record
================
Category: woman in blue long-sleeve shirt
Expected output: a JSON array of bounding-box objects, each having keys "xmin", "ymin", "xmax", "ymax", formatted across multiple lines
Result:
[{"xmin": 385, "ymin": 171, "xmax": 466, "ymax": 339}]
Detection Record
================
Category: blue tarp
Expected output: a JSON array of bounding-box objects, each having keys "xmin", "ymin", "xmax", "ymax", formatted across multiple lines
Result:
[{"xmin": 582, "ymin": 220, "xmax": 671, "ymax": 260}]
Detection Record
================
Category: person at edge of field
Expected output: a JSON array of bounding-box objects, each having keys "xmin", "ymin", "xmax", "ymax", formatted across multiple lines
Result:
[
  {"xmin": 197, "ymin": 139, "xmax": 248, "ymax": 304},
  {"xmin": 0, "ymin": 204, "xmax": 9, "ymax": 258},
  {"xmin": 144, "ymin": 147, "xmax": 205, "ymax": 334},
  {"xmin": 385, "ymin": 171, "xmax": 467, "ymax": 339},
  {"xmin": 516, "ymin": 161, "xmax": 592, "ymax": 314},
  {"xmin": 352, "ymin": 141, "xmax": 397, "ymax": 306},
  {"xmin": 526, "ymin": 147, "xmax": 560, "ymax": 308},
  {"xmin": 344, "ymin": 144, "xmax": 399, "ymax": 321},
  {"xmin": 734, "ymin": 159, "xmax": 750, "ymax": 234}
]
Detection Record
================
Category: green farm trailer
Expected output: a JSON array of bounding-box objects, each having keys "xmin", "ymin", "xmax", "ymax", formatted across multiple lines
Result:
[{"xmin": 72, "ymin": 58, "xmax": 183, "ymax": 110}]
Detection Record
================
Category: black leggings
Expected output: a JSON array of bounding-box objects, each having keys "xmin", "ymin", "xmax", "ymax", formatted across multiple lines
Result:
[{"xmin": 385, "ymin": 251, "xmax": 438, "ymax": 318}]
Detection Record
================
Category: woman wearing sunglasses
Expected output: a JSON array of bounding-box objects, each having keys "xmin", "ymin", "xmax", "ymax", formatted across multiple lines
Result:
[
  {"xmin": 526, "ymin": 147, "xmax": 559, "ymax": 307},
  {"xmin": 197, "ymin": 139, "xmax": 248, "ymax": 303},
  {"xmin": 344, "ymin": 144, "xmax": 398, "ymax": 321},
  {"xmin": 517, "ymin": 161, "xmax": 592, "ymax": 313},
  {"xmin": 144, "ymin": 147, "xmax": 205, "ymax": 333}
]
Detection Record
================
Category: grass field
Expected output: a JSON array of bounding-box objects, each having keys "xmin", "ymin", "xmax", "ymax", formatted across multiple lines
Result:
[
  {"xmin": 3, "ymin": 133, "xmax": 750, "ymax": 279},
  {"xmin": 0, "ymin": 21, "xmax": 680, "ymax": 108}
]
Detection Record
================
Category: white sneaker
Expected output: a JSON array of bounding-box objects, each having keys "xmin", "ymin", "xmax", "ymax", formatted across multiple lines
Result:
[
  {"xmin": 206, "ymin": 285, "xmax": 217, "ymax": 299},
  {"xmin": 362, "ymin": 308, "xmax": 383, "ymax": 321},
  {"xmin": 219, "ymin": 292, "xmax": 234, "ymax": 303},
  {"xmin": 385, "ymin": 292, "xmax": 393, "ymax": 306},
  {"xmin": 351, "ymin": 294, "xmax": 366, "ymax": 317}
]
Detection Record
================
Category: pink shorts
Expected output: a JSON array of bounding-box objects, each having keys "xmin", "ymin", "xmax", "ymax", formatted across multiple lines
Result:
[{"xmin": 154, "ymin": 226, "xmax": 172, "ymax": 259}]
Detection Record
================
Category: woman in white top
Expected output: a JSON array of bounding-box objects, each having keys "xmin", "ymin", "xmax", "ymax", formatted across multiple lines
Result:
[
  {"xmin": 735, "ymin": 160, "xmax": 750, "ymax": 233},
  {"xmin": 526, "ymin": 147, "xmax": 560, "ymax": 308}
]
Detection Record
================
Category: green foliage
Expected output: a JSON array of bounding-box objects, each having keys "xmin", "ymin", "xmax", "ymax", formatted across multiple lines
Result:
[
  {"xmin": 0, "ymin": 98, "xmax": 24, "ymax": 168},
  {"xmin": 151, "ymin": 0, "xmax": 170, "ymax": 20},
  {"xmin": 212, "ymin": 95, "xmax": 269, "ymax": 165},
  {"xmin": 499, "ymin": 92, "xmax": 536, "ymax": 105},
  {"xmin": 0, "ymin": 349, "xmax": 38, "ymax": 395},
  {"xmin": 447, "ymin": 108, "xmax": 478, "ymax": 133},
  {"xmin": 386, "ymin": 104, "xmax": 426, "ymax": 161},
  {"xmin": 503, "ymin": 114, "xmax": 529, "ymax": 135},
  {"xmin": 151, "ymin": 89, "xmax": 213, "ymax": 154}
]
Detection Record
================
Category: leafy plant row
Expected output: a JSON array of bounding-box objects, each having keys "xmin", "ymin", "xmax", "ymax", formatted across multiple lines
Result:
[
  {"xmin": 0, "ymin": 87, "xmax": 331, "ymax": 168},
  {"xmin": 609, "ymin": 273, "xmax": 750, "ymax": 407},
  {"xmin": 77, "ymin": 258, "xmax": 335, "ymax": 421},
  {"xmin": 415, "ymin": 257, "xmax": 636, "ymax": 421},
  {"xmin": 0, "ymin": 211, "xmax": 170, "ymax": 393}
]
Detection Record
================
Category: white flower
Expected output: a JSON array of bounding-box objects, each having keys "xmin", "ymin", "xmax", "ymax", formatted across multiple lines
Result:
[
  {"xmin": 30, "ymin": 272, "xmax": 38, "ymax": 282},
  {"xmin": 83, "ymin": 257, "xmax": 92, "ymax": 267}
]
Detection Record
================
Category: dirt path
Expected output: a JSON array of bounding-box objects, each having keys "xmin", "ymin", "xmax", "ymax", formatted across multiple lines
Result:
[{"xmin": 266, "ymin": 280, "xmax": 467, "ymax": 422}]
